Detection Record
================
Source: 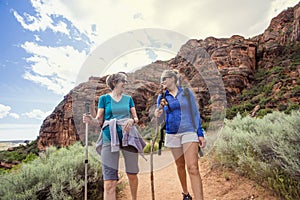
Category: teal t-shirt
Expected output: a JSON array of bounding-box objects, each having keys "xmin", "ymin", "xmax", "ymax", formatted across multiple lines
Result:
[{"xmin": 98, "ymin": 94, "xmax": 135, "ymax": 143}]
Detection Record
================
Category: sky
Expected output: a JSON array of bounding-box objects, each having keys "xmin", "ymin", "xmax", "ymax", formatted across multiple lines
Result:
[{"xmin": 0, "ymin": 0, "xmax": 299, "ymax": 141}]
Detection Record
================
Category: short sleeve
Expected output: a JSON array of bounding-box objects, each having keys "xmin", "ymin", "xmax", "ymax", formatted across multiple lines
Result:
[
  {"xmin": 98, "ymin": 95, "xmax": 106, "ymax": 109},
  {"xmin": 129, "ymin": 96, "xmax": 135, "ymax": 108}
]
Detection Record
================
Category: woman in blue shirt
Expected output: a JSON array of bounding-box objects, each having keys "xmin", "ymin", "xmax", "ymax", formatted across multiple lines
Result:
[
  {"xmin": 83, "ymin": 72, "xmax": 142, "ymax": 200},
  {"xmin": 155, "ymin": 69, "xmax": 206, "ymax": 200}
]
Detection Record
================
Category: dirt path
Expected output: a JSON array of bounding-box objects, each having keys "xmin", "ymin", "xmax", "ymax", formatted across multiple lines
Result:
[{"xmin": 117, "ymin": 152, "xmax": 278, "ymax": 200}]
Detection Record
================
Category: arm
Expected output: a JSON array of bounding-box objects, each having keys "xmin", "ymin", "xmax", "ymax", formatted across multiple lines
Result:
[
  {"xmin": 83, "ymin": 108, "xmax": 104, "ymax": 127},
  {"xmin": 124, "ymin": 97, "xmax": 138, "ymax": 132},
  {"xmin": 154, "ymin": 94, "xmax": 165, "ymax": 124},
  {"xmin": 187, "ymin": 88, "xmax": 206, "ymax": 148},
  {"xmin": 130, "ymin": 107, "xmax": 139, "ymax": 124},
  {"xmin": 94, "ymin": 108, "xmax": 104, "ymax": 127}
]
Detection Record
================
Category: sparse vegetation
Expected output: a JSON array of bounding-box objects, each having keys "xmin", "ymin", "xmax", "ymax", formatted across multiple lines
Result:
[
  {"xmin": 215, "ymin": 111, "xmax": 300, "ymax": 200},
  {"xmin": 226, "ymin": 50, "xmax": 300, "ymax": 119},
  {"xmin": 138, "ymin": 125, "xmax": 156, "ymax": 141},
  {"xmin": 0, "ymin": 142, "xmax": 104, "ymax": 200},
  {"xmin": 0, "ymin": 140, "xmax": 39, "ymax": 164},
  {"xmin": 143, "ymin": 142, "xmax": 158, "ymax": 154}
]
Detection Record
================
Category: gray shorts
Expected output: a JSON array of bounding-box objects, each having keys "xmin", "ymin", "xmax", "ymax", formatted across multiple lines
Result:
[
  {"xmin": 101, "ymin": 144, "xmax": 139, "ymax": 181},
  {"xmin": 165, "ymin": 132, "xmax": 199, "ymax": 148}
]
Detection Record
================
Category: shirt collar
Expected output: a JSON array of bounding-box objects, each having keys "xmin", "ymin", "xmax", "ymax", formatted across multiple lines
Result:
[{"xmin": 165, "ymin": 86, "xmax": 183, "ymax": 95}]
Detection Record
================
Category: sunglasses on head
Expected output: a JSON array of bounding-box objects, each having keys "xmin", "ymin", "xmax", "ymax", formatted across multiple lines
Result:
[{"xmin": 161, "ymin": 76, "xmax": 172, "ymax": 81}]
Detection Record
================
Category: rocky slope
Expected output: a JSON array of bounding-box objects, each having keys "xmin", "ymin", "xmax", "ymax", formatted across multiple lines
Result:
[{"xmin": 37, "ymin": 3, "xmax": 300, "ymax": 150}]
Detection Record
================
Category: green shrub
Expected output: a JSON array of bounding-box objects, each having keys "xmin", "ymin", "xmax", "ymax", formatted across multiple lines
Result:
[
  {"xmin": 285, "ymin": 103, "xmax": 300, "ymax": 114},
  {"xmin": 290, "ymin": 85, "xmax": 300, "ymax": 97},
  {"xmin": 225, "ymin": 102, "xmax": 255, "ymax": 120},
  {"xmin": 215, "ymin": 111, "xmax": 300, "ymax": 199},
  {"xmin": 256, "ymin": 108, "xmax": 273, "ymax": 118},
  {"xmin": 0, "ymin": 140, "xmax": 39, "ymax": 164},
  {"xmin": 0, "ymin": 142, "xmax": 103, "ymax": 200},
  {"xmin": 22, "ymin": 153, "xmax": 38, "ymax": 164},
  {"xmin": 137, "ymin": 126, "xmax": 156, "ymax": 138},
  {"xmin": 143, "ymin": 142, "xmax": 158, "ymax": 154}
]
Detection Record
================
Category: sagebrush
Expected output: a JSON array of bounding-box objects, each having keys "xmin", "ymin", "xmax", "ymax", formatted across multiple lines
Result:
[
  {"xmin": 0, "ymin": 142, "xmax": 103, "ymax": 200},
  {"xmin": 215, "ymin": 110, "xmax": 300, "ymax": 200}
]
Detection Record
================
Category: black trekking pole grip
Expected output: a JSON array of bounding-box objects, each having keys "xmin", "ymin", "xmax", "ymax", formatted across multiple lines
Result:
[
  {"xmin": 158, "ymin": 140, "xmax": 162, "ymax": 155},
  {"xmin": 85, "ymin": 102, "xmax": 90, "ymax": 114}
]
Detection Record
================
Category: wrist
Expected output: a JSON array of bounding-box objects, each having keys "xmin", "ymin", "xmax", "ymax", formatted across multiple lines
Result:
[
  {"xmin": 93, "ymin": 118, "xmax": 101, "ymax": 126},
  {"xmin": 132, "ymin": 117, "xmax": 138, "ymax": 123}
]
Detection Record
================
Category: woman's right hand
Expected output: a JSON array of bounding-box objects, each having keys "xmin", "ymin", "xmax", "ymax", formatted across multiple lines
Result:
[
  {"xmin": 83, "ymin": 114, "xmax": 92, "ymax": 124},
  {"xmin": 154, "ymin": 108, "xmax": 163, "ymax": 118}
]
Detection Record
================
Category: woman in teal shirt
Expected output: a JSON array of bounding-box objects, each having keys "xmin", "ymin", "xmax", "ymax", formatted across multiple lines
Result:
[{"xmin": 83, "ymin": 72, "xmax": 141, "ymax": 200}]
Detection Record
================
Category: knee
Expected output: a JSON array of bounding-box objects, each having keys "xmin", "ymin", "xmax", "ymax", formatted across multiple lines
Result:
[
  {"xmin": 127, "ymin": 173, "xmax": 138, "ymax": 182},
  {"xmin": 104, "ymin": 180, "xmax": 117, "ymax": 192},
  {"xmin": 187, "ymin": 164, "xmax": 199, "ymax": 176},
  {"xmin": 177, "ymin": 165, "xmax": 186, "ymax": 172},
  {"xmin": 176, "ymin": 161, "xmax": 186, "ymax": 170}
]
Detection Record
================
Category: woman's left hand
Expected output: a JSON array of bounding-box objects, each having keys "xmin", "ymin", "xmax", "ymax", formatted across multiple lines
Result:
[
  {"xmin": 123, "ymin": 118, "xmax": 134, "ymax": 132},
  {"xmin": 198, "ymin": 137, "xmax": 206, "ymax": 148}
]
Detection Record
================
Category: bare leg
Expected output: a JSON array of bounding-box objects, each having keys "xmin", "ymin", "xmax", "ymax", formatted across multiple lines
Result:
[
  {"xmin": 104, "ymin": 180, "xmax": 118, "ymax": 200},
  {"xmin": 127, "ymin": 173, "xmax": 138, "ymax": 200},
  {"xmin": 183, "ymin": 142, "xmax": 204, "ymax": 200},
  {"xmin": 171, "ymin": 147, "xmax": 189, "ymax": 195}
]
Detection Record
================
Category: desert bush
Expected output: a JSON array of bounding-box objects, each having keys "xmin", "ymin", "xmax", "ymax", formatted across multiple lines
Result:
[
  {"xmin": 0, "ymin": 140, "xmax": 39, "ymax": 164},
  {"xmin": 137, "ymin": 125, "xmax": 156, "ymax": 140},
  {"xmin": 143, "ymin": 142, "xmax": 158, "ymax": 154},
  {"xmin": 215, "ymin": 111, "xmax": 300, "ymax": 200},
  {"xmin": 0, "ymin": 142, "xmax": 103, "ymax": 200},
  {"xmin": 225, "ymin": 102, "xmax": 255, "ymax": 119},
  {"xmin": 256, "ymin": 108, "xmax": 273, "ymax": 118}
]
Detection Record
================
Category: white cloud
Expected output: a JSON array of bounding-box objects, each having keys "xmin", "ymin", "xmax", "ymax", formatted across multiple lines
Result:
[
  {"xmin": 0, "ymin": 104, "xmax": 11, "ymax": 119},
  {"xmin": 13, "ymin": 1, "xmax": 70, "ymax": 35},
  {"xmin": 106, "ymin": 49, "xmax": 176, "ymax": 75},
  {"xmin": 0, "ymin": 104, "xmax": 20, "ymax": 119},
  {"xmin": 14, "ymin": 0, "xmax": 299, "ymax": 96},
  {"xmin": 0, "ymin": 105, "xmax": 51, "ymax": 121},
  {"xmin": 34, "ymin": 34, "xmax": 42, "ymax": 42},
  {"xmin": 9, "ymin": 113, "xmax": 20, "ymax": 119},
  {"xmin": 22, "ymin": 109, "xmax": 51, "ymax": 120},
  {"xmin": 21, "ymin": 41, "xmax": 87, "ymax": 94}
]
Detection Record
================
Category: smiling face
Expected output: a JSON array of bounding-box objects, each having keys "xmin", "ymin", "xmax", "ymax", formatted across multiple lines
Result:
[
  {"xmin": 106, "ymin": 72, "xmax": 128, "ymax": 91},
  {"xmin": 161, "ymin": 76, "xmax": 174, "ymax": 89},
  {"xmin": 160, "ymin": 70, "xmax": 177, "ymax": 89},
  {"xmin": 114, "ymin": 76, "xmax": 128, "ymax": 91}
]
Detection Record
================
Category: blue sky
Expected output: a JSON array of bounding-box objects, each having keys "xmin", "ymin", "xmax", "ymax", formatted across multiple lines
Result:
[{"xmin": 0, "ymin": 0, "xmax": 298, "ymax": 141}]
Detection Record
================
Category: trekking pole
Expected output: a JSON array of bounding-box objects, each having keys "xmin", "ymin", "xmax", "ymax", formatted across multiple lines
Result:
[
  {"xmin": 84, "ymin": 102, "xmax": 90, "ymax": 200},
  {"xmin": 150, "ymin": 117, "xmax": 159, "ymax": 200},
  {"xmin": 157, "ymin": 123, "xmax": 165, "ymax": 156}
]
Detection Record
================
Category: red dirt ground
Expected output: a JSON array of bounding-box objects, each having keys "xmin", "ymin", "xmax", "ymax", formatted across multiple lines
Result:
[{"xmin": 117, "ymin": 155, "xmax": 279, "ymax": 200}]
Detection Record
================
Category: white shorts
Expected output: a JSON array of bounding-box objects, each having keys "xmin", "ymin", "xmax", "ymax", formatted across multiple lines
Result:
[{"xmin": 165, "ymin": 132, "xmax": 199, "ymax": 148}]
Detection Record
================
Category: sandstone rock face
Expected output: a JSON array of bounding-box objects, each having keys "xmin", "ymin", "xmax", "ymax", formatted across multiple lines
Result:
[
  {"xmin": 38, "ymin": 2, "xmax": 300, "ymax": 150},
  {"xmin": 292, "ymin": 4, "xmax": 300, "ymax": 41},
  {"xmin": 177, "ymin": 35, "xmax": 256, "ymax": 105},
  {"xmin": 38, "ymin": 95, "xmax": 79, "ymax": 150}
]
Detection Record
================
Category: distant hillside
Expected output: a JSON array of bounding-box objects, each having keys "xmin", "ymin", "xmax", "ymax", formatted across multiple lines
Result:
[{"xmin": 0, "ymin": 141, "xmax": 30, "ymax": 151}]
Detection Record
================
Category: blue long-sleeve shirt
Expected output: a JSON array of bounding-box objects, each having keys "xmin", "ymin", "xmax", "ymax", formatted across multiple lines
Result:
[{"xmin": 157, "ymin": 87, "xmax": 204, "ymax": 137}]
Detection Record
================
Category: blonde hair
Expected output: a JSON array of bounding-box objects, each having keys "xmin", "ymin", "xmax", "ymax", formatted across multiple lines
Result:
[
  {"xmin": 106, "ymin": 72, "xmax": 127, "ymax": 90},
  {"xmin": 161, "ymin": 69, "xmax": 181, "ymax": 85}
]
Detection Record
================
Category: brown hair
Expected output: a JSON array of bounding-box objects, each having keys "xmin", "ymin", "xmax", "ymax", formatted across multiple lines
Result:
[{"xmin": 106, "ymin": 72, "xmax": 127, "ymax": 90}]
